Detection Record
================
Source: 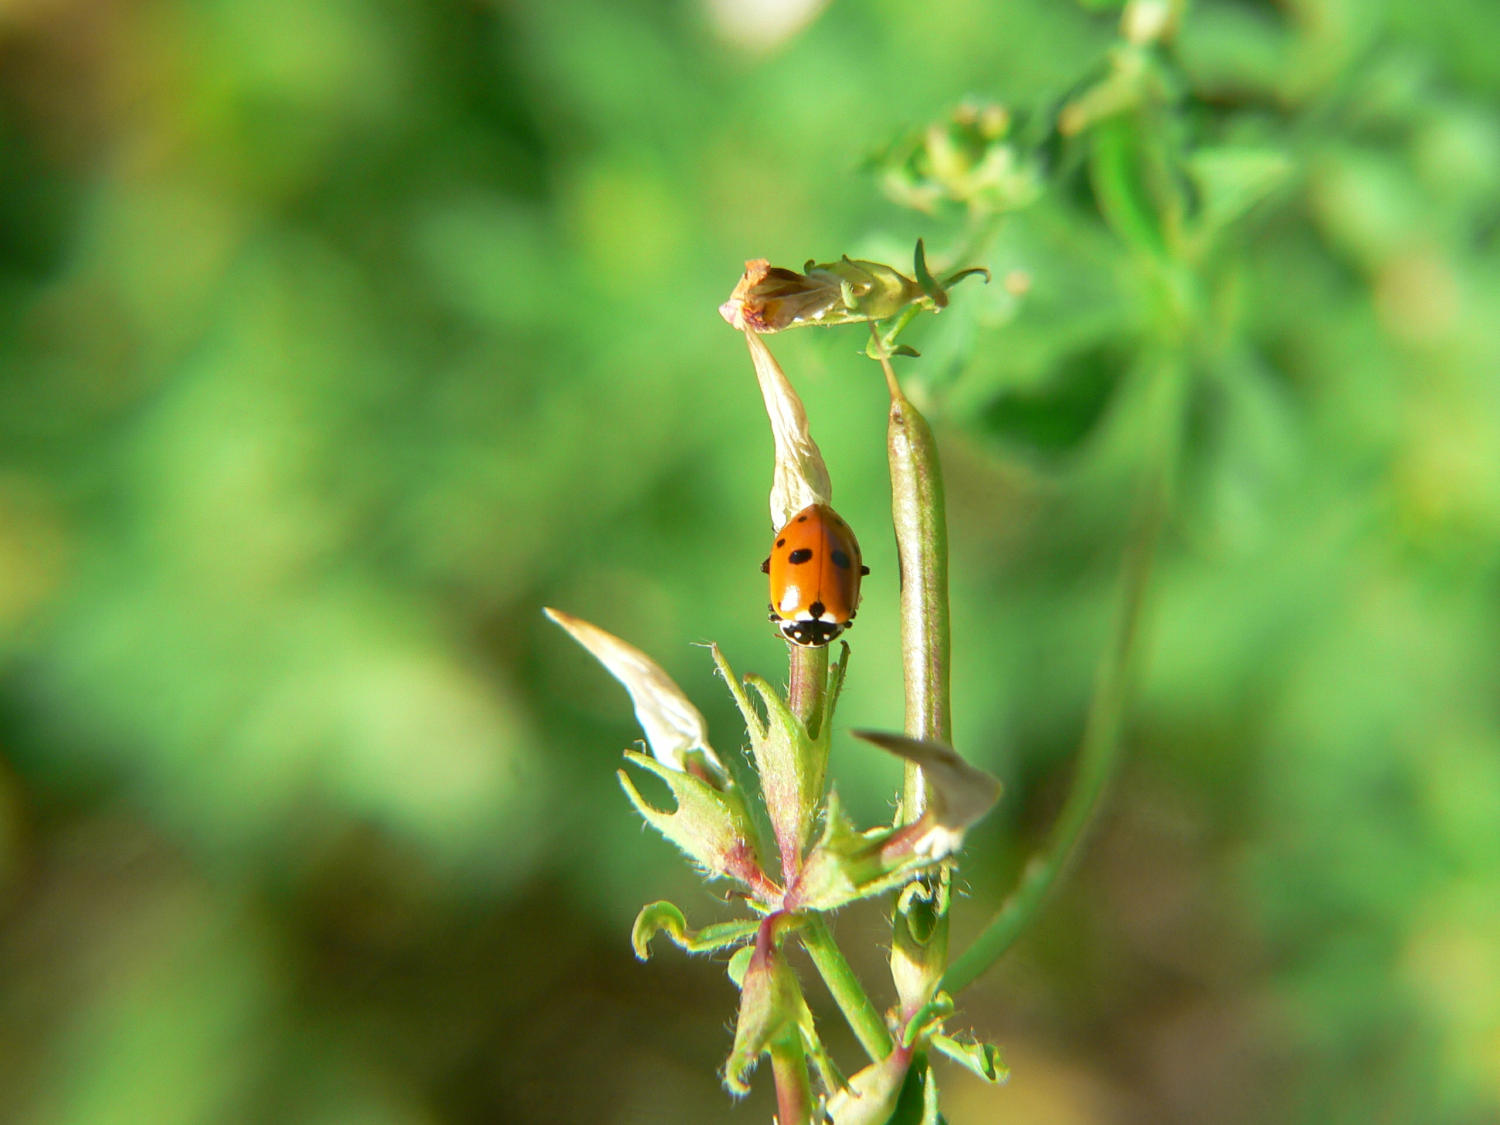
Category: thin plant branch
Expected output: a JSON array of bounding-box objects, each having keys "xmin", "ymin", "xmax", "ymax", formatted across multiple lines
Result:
[
  {"xmin": 942, "ymin": 353, "xmax": 1184, "ymax": 996},
  {"xmin": 801, "ymin": 916, "xmax": 895, "ymax": 1064}
]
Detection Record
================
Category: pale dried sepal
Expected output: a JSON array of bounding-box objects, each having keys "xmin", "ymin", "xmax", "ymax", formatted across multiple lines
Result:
[
  {"xmin": 544, "ymin": 607, "xmax": 724, "ymax": 775},
  {"xmin": 852, "ymin": 731, "xmax": 1001, "ymax": 859},
  {"xmin": 744, "ymin": 329, "xmax": 832, "ymax": 528},
  {"xmin": 825, "ymin": 1048, "xmax": 914, "ymax": 1125}
]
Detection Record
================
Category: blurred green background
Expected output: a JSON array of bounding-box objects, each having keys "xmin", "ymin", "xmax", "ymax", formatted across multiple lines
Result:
[{"xmin": 3, "ymin": 0, "xmax": 1500, "ymax": 1121}]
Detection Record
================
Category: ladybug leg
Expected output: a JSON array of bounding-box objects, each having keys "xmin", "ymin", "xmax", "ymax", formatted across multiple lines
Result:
[
  {"xmin": 860, "ymin": 565, "xmax": 870, "ymax": 575},
  {"xmin": 761, "ymin": 557, "xmax": 771, "ymax": 574}
]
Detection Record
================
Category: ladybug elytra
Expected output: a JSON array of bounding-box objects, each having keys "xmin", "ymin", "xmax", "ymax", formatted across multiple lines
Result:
[{"xmin": 761, "ymin": 503, "xmax": 869, "ymax": 647}]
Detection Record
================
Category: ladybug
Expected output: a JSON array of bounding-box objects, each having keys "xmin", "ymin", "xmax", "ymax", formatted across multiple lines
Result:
[{"xmin": 761, "ymin": 503, "xmax": 870, "ymax": 647}]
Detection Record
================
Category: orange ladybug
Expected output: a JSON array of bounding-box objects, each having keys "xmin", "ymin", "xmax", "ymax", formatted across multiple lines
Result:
[{"xmin": 761, "ymin": 503, "xmax": 870, "ymax": 646}]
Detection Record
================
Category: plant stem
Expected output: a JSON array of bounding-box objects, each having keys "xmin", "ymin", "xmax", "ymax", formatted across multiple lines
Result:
[
  {"xmin": 769, "ymin": 1034, "xmax": 814, "ymax": 1125},
  {"xmin": 941, "ymin": 353, "xmax": 1183, "ymax": 996},
  {"xmin": 787, "ymin": 642, "xmax": 829, "ymax": 740},
  {"xmin": 800, "ymin": 916, "xmax": 895, "ymax": 1063},
  {"xmin": 786, "ymin": 641, "xmax": 891, "ymax": 1061}
]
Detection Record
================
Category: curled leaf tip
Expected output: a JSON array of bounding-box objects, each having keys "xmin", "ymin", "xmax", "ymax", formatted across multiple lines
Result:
[
  {"xmin": 943, "ymin": 266, "xmax": 992, "ymax": 289},
  {"xmin": 632, "ymin": 901, "xmax": 760, "ymax": 961}
]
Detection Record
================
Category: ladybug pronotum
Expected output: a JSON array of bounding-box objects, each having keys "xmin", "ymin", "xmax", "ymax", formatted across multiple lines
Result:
[{"xmin": 761, "ymin": 503, "xmax": 870, "ymax": 647}]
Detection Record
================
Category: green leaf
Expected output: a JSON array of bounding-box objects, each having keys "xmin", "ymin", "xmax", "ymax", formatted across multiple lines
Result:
[
  {"xmin": 938, "ymin": 266, "xmax": 991, "ymax": 291},
  {"xmin": 724, "ymin": 932, "xmax": 814, "ymax": 1096},
  {"xmin": 618, "ymin": 752, "xmax": 772, "ymax": 898},
  {"xmin": 710, "ymin": 644, "xmax": 764, "ymax": 741},
  {"xmin": 630, "ymin": 901, "xmax": 760, "ymax": 960},
  {"xmin": 1187, "ymin": 145, "xmax": 1293, "ymax": 240},
  {"xmin": 913, "ymin": 239, "xmax": 947, "ymax": 308},
  {"xmin": 931, "ymin": 1034, "xmax": 1008, "ymax": 1084},
  {"xmin": 744, "ymin": 672, "xmax": 828, "ymax": 866},
  {"xmin": 1091, "ymin": 116, "xmax": 1170, "ymax": 257},
  {"xmin": 900, "ymin": 992, "xmax": 955, "ymax": 1049},
  {"xmin": 791, "ymin": 792, "xmax": 936, "ymax": 912}
]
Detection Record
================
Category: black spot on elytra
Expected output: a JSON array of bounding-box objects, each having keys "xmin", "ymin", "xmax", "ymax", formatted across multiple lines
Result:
[
  {"xmin": 796, "ymin": 514, "xmax": 808, "ymax": 522},
  {"xmin": 788, "ymin": 548, "xmax": 813, "ymax": 565},
  {"xmin": 809, "ymin": 600, "xmax": 826, "ymax": 618},
  {"xmin": 776, "ymin": 538, "xmax": 786, "ymax": 547},
  {"xmin": 831, "ymin": 549, "xmax": 851, "ymax": 570}
]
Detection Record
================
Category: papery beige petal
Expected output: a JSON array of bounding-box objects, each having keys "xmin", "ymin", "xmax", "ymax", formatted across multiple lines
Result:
[
  {"xmin": 825, "ymin": 1049, "xmax": 914, "ymax": 1125},
  {"xmin": 851, "ymin": 731, "xmax": 1001, "ymax": 859},
  {"xmin": 545, "ymin": 608, "xmax": 724, "ymax": 775},
  {"xmin": 744, "ymin": 329, "xmax": 832, "ymax": 528}
]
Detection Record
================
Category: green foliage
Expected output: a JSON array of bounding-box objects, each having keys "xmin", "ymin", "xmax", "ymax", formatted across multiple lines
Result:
[{"xmin": 2, "ymin": 0, "xmax": 1500, "ymax": 1122}]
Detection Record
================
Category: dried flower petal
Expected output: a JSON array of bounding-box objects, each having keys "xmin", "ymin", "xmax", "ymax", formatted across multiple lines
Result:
[
  {"xmin": 743, "ymin": 329, "xmax": 833, "ymax": 528},
  {"xmin": 825, "ymin": 1047, "xmax": 916, "ymax": 1125},
  {"xmin": 851, "ymin": 731, "xmax": 1001, "ymax": 860},
  {"xmin": 544, "ymin": 607, "xmax": 724, "ymax": 777},
  {"xmin": 720, "ymin": 259, "xmax": 841, "ymax": 332},
  {"xmin": 720, "ymin": 255, "xmax": 926, "ymax": 333}
]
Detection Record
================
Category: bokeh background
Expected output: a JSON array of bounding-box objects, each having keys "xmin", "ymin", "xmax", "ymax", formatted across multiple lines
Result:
[{"xmin": 3, "ymin": 0, "xmax": 1500, "ymax": 1121}]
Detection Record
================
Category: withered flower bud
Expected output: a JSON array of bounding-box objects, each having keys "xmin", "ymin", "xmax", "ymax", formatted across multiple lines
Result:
[{"xmin": 720, "ymin": 256, "xmax": 926, "ymax": 333}]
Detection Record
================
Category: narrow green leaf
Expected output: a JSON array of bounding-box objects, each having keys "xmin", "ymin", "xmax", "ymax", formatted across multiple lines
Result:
[
  {"xmin": 900, "ymin": 992, "xmax": 954, "ymax": 1049},
  {"xmin": 1091, "ymin": 118, "xmax": 1168, "ymax": 256},
  {"xmin": 913, "ymin": 239, "xmax": 947, "ymax": 307}
]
